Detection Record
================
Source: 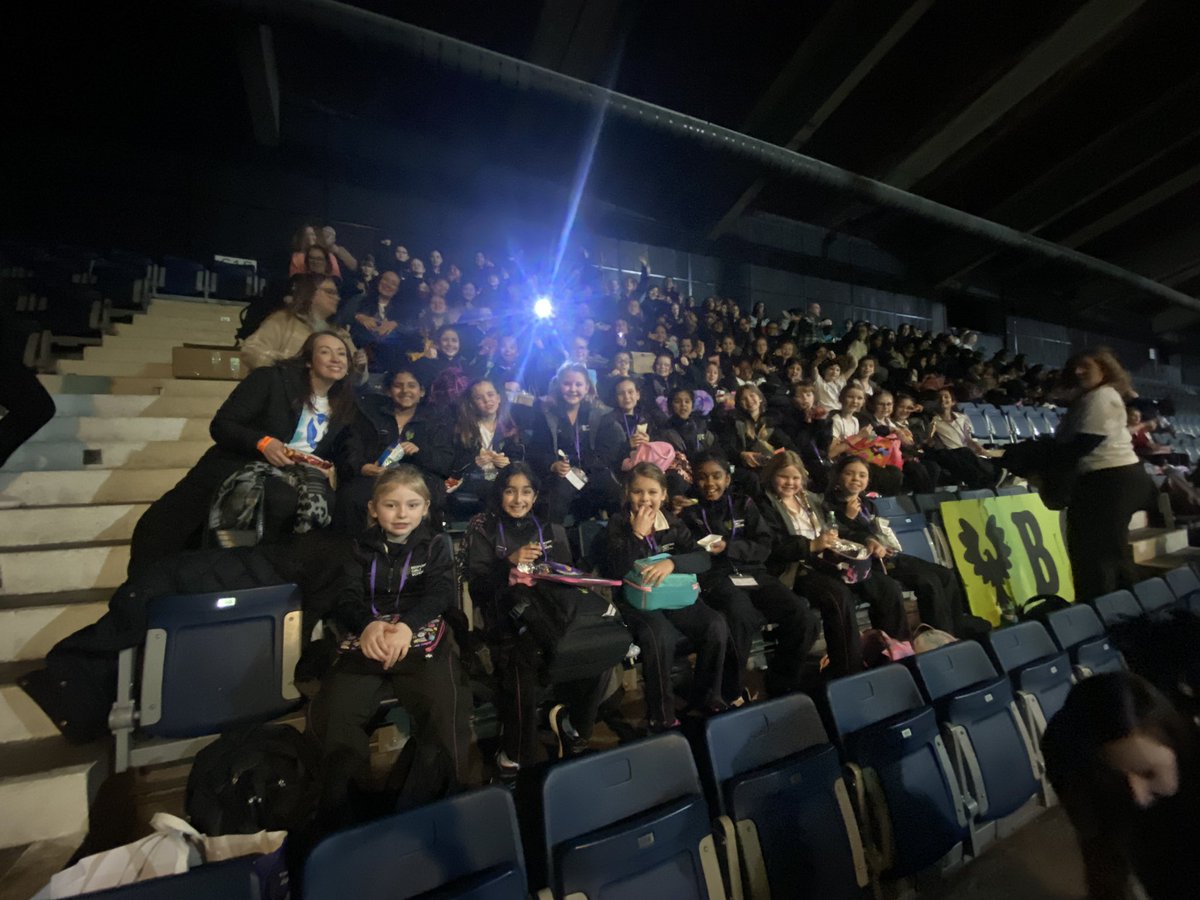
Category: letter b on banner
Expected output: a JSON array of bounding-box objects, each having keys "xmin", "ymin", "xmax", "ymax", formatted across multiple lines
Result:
[{"xmin": 1010, "ymin": 510, "xmax": 1059, "ymax": 596}]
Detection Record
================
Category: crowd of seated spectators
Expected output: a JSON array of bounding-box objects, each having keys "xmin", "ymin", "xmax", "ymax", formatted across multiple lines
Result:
[{"xmin": 126, "ymin": 224, "xmax": 1197, "ymax": 789}]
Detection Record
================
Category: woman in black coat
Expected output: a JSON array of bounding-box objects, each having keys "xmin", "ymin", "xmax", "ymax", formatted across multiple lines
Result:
[
  {"xmin": 128, "ymin": 332, "xmax": 358, "ymax": 575},
  {"xmin": 334, "ymin": 365, "xmax": 453, "ymax": 532}
]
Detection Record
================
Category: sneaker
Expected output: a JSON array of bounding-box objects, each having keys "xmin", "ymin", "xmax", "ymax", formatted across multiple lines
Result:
[
  {"xmin": 493, "ymin": 749, "xmax": 520, "ymax": 784},
  {"xmin": 549, "ymin": 704, "xmax": 589, "ymax": 758}
]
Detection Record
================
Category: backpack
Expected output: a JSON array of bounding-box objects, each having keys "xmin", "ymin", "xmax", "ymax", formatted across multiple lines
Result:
[{"xmin": 186, "ymin": 724, "xmax": 322, "ymax": 836}]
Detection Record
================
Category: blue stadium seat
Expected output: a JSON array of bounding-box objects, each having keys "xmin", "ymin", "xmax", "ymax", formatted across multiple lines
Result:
[
  {"xmin": 888, "ymin": 512, "xmax": 942, "ymax": 566},
  {"xmin": 1000, "ymin": 406, "xmax": 1036, "ymax": 441},
  {"xmin": 1165, "ymin": 565, "xmax": 1200, "ymax": 615},
  {"xmin": 982, "ymin": 408, "xmax": 1014, "ymax": 444},
  {"xmin": 956, "ymin": 488, "xmax": 995, "ymax": 501},
  {"xmin": 963, "ymin": 408, "xmax": 992, "ymax": 444},
  {"xmin": 304, "ymin": 787, "xmax": 527, "ymax": 900},
  {"xmin": 912, "ymin": 642, "xmax": 1041, "ymax": 847},
  {"xmin": 78, "ymin": 857, "xmax": 260, "ymax": 900},
  {"xmin": 1092, "ymin": 589, "xmax": 1143, "ymax": 628},
  {"xmin": 826, "ymin": 665, "xmax": 968, "ymax": 877},
  {"xmin": 1132, "ymin": 577, "xmax": 1178, "ymax": 620},
  {"xmin": 160, "ymin": 256, "xmax": 209, "ymax": 296},
  {"xmin": 701, "ymin": 695, "xmax": 869, "ymax": 900},
  {"xmin": 539, "ymin": 733, "xmax": 726, "ymax": 899},
  {"xmin": 110, "ymin": 584, "xmax": 303, "ymax": 772},
  {"xmin": 872, "ymin": 495, "xmax": 917, "ymax": 518},
  {"xmin": 1044, "ymin": 604, "xmax": 1125, "ymax": 677},
  {"xmin": 1024, "ymin": 408, "xmax": 1055, "ymax": 436},
  {"xmin": 987, "ymin": 621, "xmax": 1072, "ymax": 743}
]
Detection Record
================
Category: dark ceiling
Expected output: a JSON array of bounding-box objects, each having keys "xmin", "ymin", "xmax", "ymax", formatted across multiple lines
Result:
[{"xmin": 10, "ymin": 0, "xmax": 1200, "ymax": 344}]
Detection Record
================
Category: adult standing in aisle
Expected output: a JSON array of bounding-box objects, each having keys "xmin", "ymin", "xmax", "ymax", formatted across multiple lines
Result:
[{"xmin": 1057, "ymin": 349, "xmax": 1158, "ymax": 601}]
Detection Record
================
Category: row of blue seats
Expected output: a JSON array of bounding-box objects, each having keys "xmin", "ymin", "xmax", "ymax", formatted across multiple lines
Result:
[{"xmin": 959, "ymin": 403, "xmax": 1062, "ymax": 445}]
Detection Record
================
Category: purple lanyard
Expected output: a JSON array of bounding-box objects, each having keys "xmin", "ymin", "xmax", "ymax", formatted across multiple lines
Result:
[
  {"xmin": 574, "ymin": 420, "xmax": 582, "ymax": 462},
  {"xmin": 701, "ymin": 496, "xmax": 738, "ymax": 543},
  {"xmin": 622, "ymin": 413, "xmax": 638, "ymax": 438},
  {"xmin": 645, "ymin": 531, "xmax": 658, "ymax": 554},
  {"xmin": 498, "ymin": 517, "xmax": 546, "ymax": 557},
  {"xmin": 369, "ymin": 549, "xmax": 414, "ymax": 617}
]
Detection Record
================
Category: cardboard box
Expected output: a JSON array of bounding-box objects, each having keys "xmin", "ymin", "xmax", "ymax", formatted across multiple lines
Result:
[{"xmin": 172, "ymin": 344, "xmax": 247, "ymax": 380}]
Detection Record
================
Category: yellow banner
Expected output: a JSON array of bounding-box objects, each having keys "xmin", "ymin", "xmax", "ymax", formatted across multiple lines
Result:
[{"xmin": 941, "ymin": 493, "xmax": 1075, "ymax": 625}]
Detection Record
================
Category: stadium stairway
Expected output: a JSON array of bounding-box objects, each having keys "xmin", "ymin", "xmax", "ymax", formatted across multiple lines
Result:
[
  {"xmin": 0, "ymin": 297, "xmax": 243, "ymax": 854},
  {"xmin": 1128, "ymin": 509, "xmax": 1200, "ymax": 572}
]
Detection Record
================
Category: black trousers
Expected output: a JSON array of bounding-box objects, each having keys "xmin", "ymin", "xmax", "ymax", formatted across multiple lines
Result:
[
  {"xmin": 885, "ymin": 554, "xmax": 964, "ymax": 634},
  {"xmin": 792, "ymin": 570, "xmax": 863, "ymax": 677},
  {"xmin": 490, "ymin": 634, "xmax": 611, "ymax": 766},
  {"xmin": 927, "ymin": 447, "xmax": 995, "ymax": 490},
  {"xmin": 544, "ymin": 470, "xmax": 623, "ymax": 522},
  {"xmin": 618, "ymin": 600, "xmax": 733, "ymax": 726},
  {"xmin": 0, "ymin": 353, "xmax": 55, "ymax": 468},
  {"xmin": 901, "ymin": 458, "xmax": 938, "ymax": 494},
  {"xmin": 310, "ymin": 636, "xmax": 474, "ymax": 786},
  {"xmin": 129, "ymin": 461, "xmax": 305, "ymax": 576},
  {"xmin": 1066, "ymin": 463, "xmax": 1159, "ymax": 602},
  {"xmin": 849, "ymin": 570, "xmax": 911, "ymax": 639},
  {"xmin": 698, "ymin": 571, "xmax": 818, "ymax": 696}
]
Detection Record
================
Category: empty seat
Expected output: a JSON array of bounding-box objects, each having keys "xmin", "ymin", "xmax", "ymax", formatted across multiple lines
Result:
[
  {"xmin": 1092, "ymin": 589, "xmax": 1143, "ymax": 628},
  {"xmin": 160, "ymin": 256, "xmax": 209, "ymax": 296},
  {"xmin": 987, "ymin": 621, "xmax": 1072, "ymax": 741},
  {"xmin": 913, "ymin": 642, "xmax": 1040, "ymax": 843},
  {"xmin": 983, "ymin": 408, "xmax": 1014, "ymax": 444},
  {"xmin": 963, "ymin": 408, "xmax": 992, "ymax": 443},
  {"xmin": 1001, "ymin": 406, "xmax": 1036, "ymax": 441},
  {"xmin": 78, "ymin": 857, "xmax": 259, "ymax": 900},
  {"xmin": 304, "ymin": 787, "xmax": 527, "ymax": 900},
  {"xmin": 110, "ymin": 584, "xmax": 303, "ymax": 772},
  {"xmin": 889, "ymin": 512, "xmax": 943, "ymax": 566},
  {"xmin": 539, "ymin": 733, "xmax": 727, "ymax": 899},
  {"xmin": 1165, "ymin": 565, "xmax": 1200, "ymax": 614},
  {"xmin": 872, "ymin": 495, "xmax": 917, "ymax": 518},
  {"xmin": 1132, "ymin": 577, "xmax": 1178, "ymax": 620},
  {"xmin": 1044, "ymin": 604, "xmax": 1124, "ymax": 677},
  {"xmin": 827, "ymin": 665, "xmax": 968, "ymax": 877},
  {"xmin": 702, "ymin": 694, "xmax": 868, "ymax": 900}
]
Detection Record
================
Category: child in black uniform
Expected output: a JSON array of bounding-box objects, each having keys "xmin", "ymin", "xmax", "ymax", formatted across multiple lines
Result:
[
  {"xmin": 465, "ymin": 463, "xmax": 628, "ymax": 777},
  {"xmin": 312, "ymin": 466, "xmax": 474, "ymax": 788},
  {"xmin": 680, "ymin": 451, "xmax": 819, "ymax": 696},
  {"xmin": 600, "ymin": 462, "xmax": 737, "ymax": 728}
]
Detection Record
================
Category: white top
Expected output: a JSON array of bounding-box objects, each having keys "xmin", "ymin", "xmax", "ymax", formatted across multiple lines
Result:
[
  {"xmin": 289, "ymin": 394, "xmax": 331, "ymax": 453},
  {"xmin": 478, "ymin": 423, "xmax": 498, "ymax": 478},
  {"xmin": 930, "ymin": 412, "xmax": 972, "ymax": 450},
  {"xmin": 830, "ymin": 413, "xmax": 861, "ymax": 443},
  {"xmin": 849, "ymin": 377, "xmax": 875, "ymax": 397},
  {"xmin": 1058, "ymin": 385, "xmax": 1139, "ymax": 474},
  {"xmin": 813, "ymin": 371, "xmax": 846, "ymax": 410}
]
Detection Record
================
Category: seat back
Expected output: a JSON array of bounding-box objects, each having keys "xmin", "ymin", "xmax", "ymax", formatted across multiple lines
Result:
[
  {"xmin": 996, "ymin": 484, "xmax": 1030, "ymax": 495},
  {"xmin": 986, "ymin": 622, "xmax": 1072, "ymax": 724},
  {"xmin": 889, "ymin": 513, "xmax": 939, "ymax": 565},
  {"xmin": 826, "ymin": 664, "xmax": 925, "ymax": 739},
  {"xmin": 1001, "ymin": 406, "xmax": 1036, "ymax": 440},
  {"xmin": 913, "ymin": 640, "xmax": 997, "ymax": 703},
  {"xmin": 141, "ymin": 585, "xmax": 302, "ymax": 737},
  {"xmin": 827, "ymin": 665, "xmax": 967, "ymax": 876},
  {"xmin": 541, "ymin": 733, "xmax": 722, "ymax": 899},
  {"xmin": 1093, "ymin": 589, "xmax": 1143, "ymax": 627},
  {"xmin": 914, "ymin": 642, "xmax": 1040, "ymax": 820},
  {"xmin": 964, "ymin": 408, "xmax": 992, "ymax": 442},
  {"xmin": 1165, "ymin": 565, "xmax": 1200, "ymax": 607},
  {"xmin": 1045, "ymin": 604, "xmax": 1123, "ymax": 675},
  {"xmin": 1133, "ymin": 577, "xmax": 1177, "ymax": 617},
  {"xmin": 987, "ymin": 622, "xmax": 1058, "ymax": 674},
  {"xmin": 304, "ymin": 787, "xmax": 527, "ymax": 900},
  {"xmin": 703, "ymin": 695, "xmax": 866, "ymax": 900},
  {"xmin": 983, "ymin": 408, "xmax": 1013, "ymax": 443},
  {"xmin": 956, "ymin": 489, "xmax": 995, "ymax": 501},
  {"xmin": 80, "ymin": 857, "xmax": 260, "ymax": 900},
  {"xmin": 873, "ymin": 494, "xmax": 917, "ymax": 518}
]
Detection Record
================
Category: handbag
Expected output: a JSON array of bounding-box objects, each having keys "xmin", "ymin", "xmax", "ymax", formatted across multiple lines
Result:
[
  {"xmin": 622, "ymin": 553, "xmax": 700, "ymax": 610},
  {"xmin": 846, "ymin": 432, "xmax": 904, "ymax": 469},
  {"xmin": 815, "ymin": 538, "xmax": 874, "ymax": 585}
]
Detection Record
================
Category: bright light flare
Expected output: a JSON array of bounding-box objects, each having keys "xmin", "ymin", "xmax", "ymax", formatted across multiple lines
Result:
[{"xmin": 534, "ymin": 297, "xmax": 554, "ymax": 319}]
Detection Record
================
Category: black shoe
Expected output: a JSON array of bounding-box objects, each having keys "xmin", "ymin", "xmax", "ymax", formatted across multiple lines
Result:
[{"xmin": 549, "ymin": 704, "xmax": 589, "ymax": 758}]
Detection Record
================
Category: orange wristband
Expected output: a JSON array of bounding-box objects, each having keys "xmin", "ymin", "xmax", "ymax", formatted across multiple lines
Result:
[{"xmin": 256, "ymin": 436, "xmax": 275, "ymax": 454}]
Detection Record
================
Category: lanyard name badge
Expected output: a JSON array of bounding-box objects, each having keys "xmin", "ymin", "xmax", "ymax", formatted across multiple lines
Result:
[
  {"xmin": 561, "ymin": 419, "xmax": 588, "ymax": 490},
  {"xmin": 703, "ymin": 497, "xmax": 757, "ymax": 588},
  {"xmin": 366, "ymin": 550, "xmax": 446, "ymax": 657}
]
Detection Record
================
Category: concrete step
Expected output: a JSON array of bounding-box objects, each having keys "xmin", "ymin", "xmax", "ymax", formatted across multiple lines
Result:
[
  {"xmin": 0, "ymin": 738, "xmax": 103, "ymax": 848},
  {"xmin": 0, "ymin": 662, "xmax": 58, "ymax": 745},
  {"xmin": 28, "ymin": 416, "xmax": 211, "ymax": 444},
  {"xmin": 83, "ymin": 344, "xmax": 176, "ymax": 364},
  {"xmin": 0, "ymin": 831, "xmax": 85, "ymax": 898},
  {"xmin": 45, "ymin": 394, "xmax": 222, "ymax": 418},
  {"xmin": 39, "ymin": 374, "xmax": 236, "ymax": 398},
  {"xmin": 0, "ymin": 469, "xmax": 188, "ymax": 505},
  {"xmin": 56, "ymin": 360, "xmax": 175, "ymax": 378},
  {"xmin": 0, "ymin": 592, "xmax": 111, "ymax": 662},
  {"xmin": 1137, "ymin": 547, "xmax": 1200, "ymax": 571},
  {"xmin": 112, "ymin": 320, "xmax": 236, "ymax": 342},
  {"xmin": 4, "ymin": 440, "xmax": 210, "ymax": 472},
  {"xmin": 1129, "ymin": 527, "xmax": 1189, "ymax": 564},
  {"xmin": 148, "ymin": 297, "xmax": 247, "ymax": 320},
  {"xmin": 0, "ymin": 504, "xmax": 149, "ymax": 548},
  {"xmin": 0, "ymin": 544, "xmax": 131, "ymax": 596},
  {"xmin": 1129, "ymin": 511, "xmax": 1150, "ymax": 530}
]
